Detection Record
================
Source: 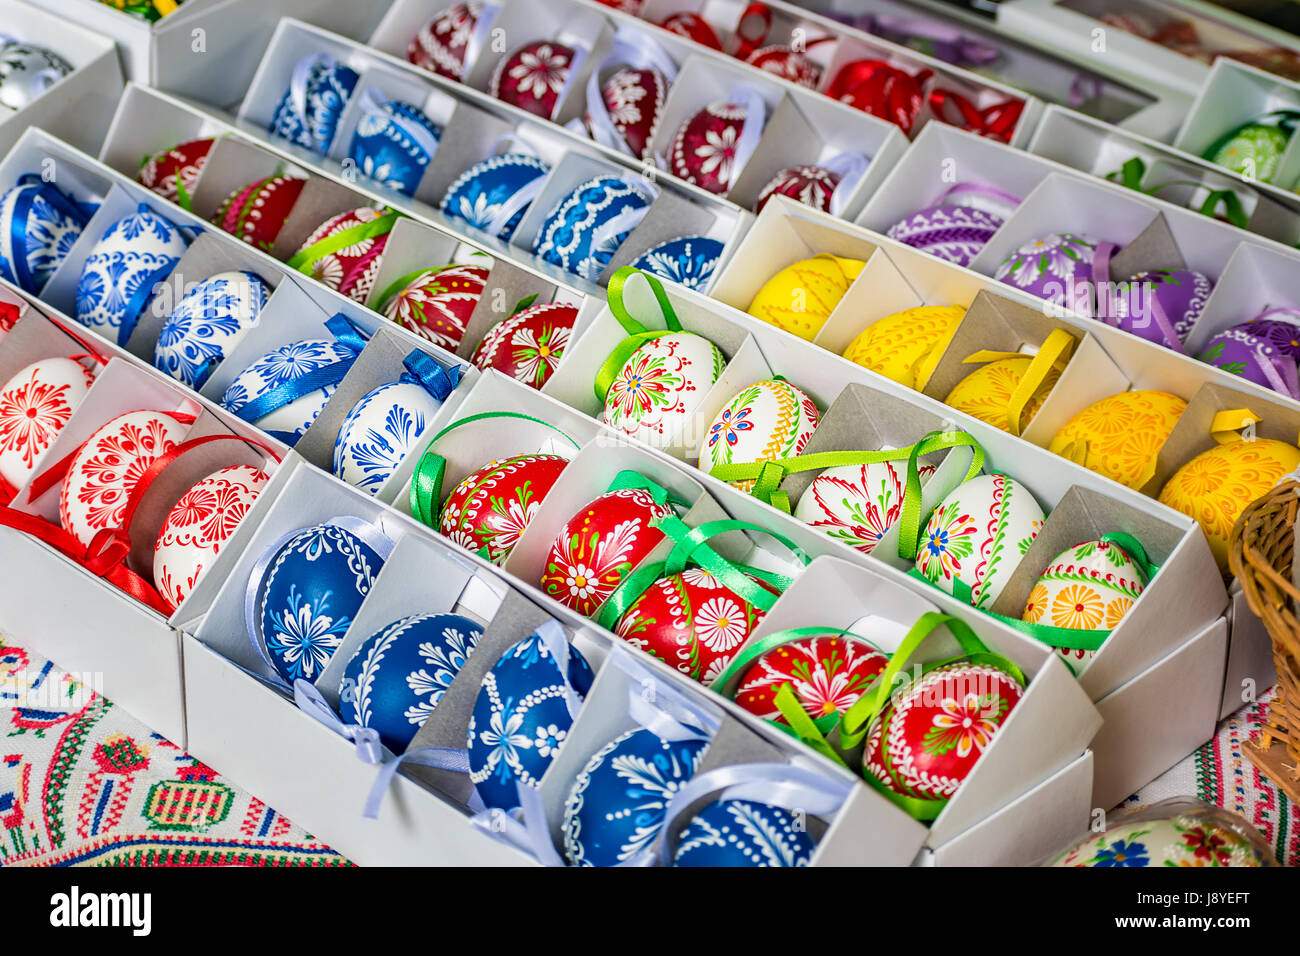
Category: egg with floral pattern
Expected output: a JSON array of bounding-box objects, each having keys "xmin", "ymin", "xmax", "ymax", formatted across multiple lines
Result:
[
  {"xmin": 1199, "ymin": 313, "xmax": 1300, "ymax": 397},
  {"xmin": 887, "ymin": 202, "xmax": 1005, "ymax": 267},
  {"xmin": 408, "ymin": 1, "xmax": 489, "ymax": 80},
  {"xmin": 212, "ymin": 175, "xmax": 306, "ymax": 251},
  {"xmin": 794, "ymin": 459, "xmax": 937, "ymax": 555},
  {"xmin": 490, "ymin": 40, "xmax": 577, "ymax": 120},
  {"xmin": 137, "ymin": 137, "xmax": 214, "ymax": 206},
  {"xmin": 254, "ymin": 523, "xmax": 386, "ymax": 685},
  {"xmin": 944, "ymin": 357, "xmax": 1061, "ymax": 434},
  {"xmin": 439, "ymin": 454, "xmax": 569, "ymax": 565},
  {"xmin": 470, "ymin": 301, "xmax": 576, "ymax": 389},
  {"xmin": 540, "ymin": 487, "xmax": 672, "ymax": 617},
  {"xmin": 994, "ymin": 233, "xmax": 1111, "ymax": 317},
  {"xmin": 0, "ymin": 178, "xmax": 92, "ymax": 293},
  {"xmin": 348, "ymin": 100, "xmax": 441, "ymax": 197},
  {"xmin": 534, "ymin": 176, "xmax": 653, "ymax": 281},
  {"xmin": 293, "ymin": 208, "xmax": 394, "ymax": 305},
  {"xmin": 338, "ymin": 612, "xmax": 482, "ymax": 753},
  {"xmin": 1205, "ymin": 120, "xmax": 1290, "ymax": 182},
  {"xmin": 0, "ymin": 356, "xmax": 96, "ymax": 493},
  {"xmin": 440, "ymin": 153, "xmax": 550, "ymax": 242},
  {"xmin": 0, "ymin": 42, "xmax": 71, "ymax": 111},
  {"xmin": 671, "ymin": 101, "xmax": 753, "ymax": 195},
  {"xmin": 915, "ymin": 473, "xmax": 1045, "ymax": 610},
  {"xmin": 602, "ymin": 331, "xmax": 725, "ymax": 450},
  {"xmin": 674, "ymin": 798, "xmax": 815, "ymax": 867},
  {"xmin": 1049, "ymin": 802, "xmax": 1277, "ymax": 867},
  {"xmin": 1109, "ymin": 269, "xmax": 1212, "ymax": 349},
  {"xmin": 221, "ymin": 338, "xmax": 359, "ymax": 443},
  {"xmin": 467, "ymin": 629, "xmax": 594, "ymax": 811},
  {"xmin": 841, "ymin": 305, "xmax": 965, "ymax": 390},
  {"xmin": 153, "ymin": 465, "xmax": 269, "ymax": 613},
  {"xmin": 699, "ymin": 380, "xmax": 820, "ymax": 492},
  {"xmin": 745, "ymin": 46, "xmax": 822, "ymax": 88},
  {"xmin": 1048, "ymin": 390, "xmax": 1186, "ymax": 491},
  {"xmin": 382, "ymin": 263, "xmax": 489, "ymax": 352},
  {"xmin": 269, "ymin": 54, "xmax": 358, "ymax": 154},
  {"xmin": 334, "ymin": 381, "xmax": 445, "ymax": 496},
  {"xmin": 630, "ymin": 236, "xmax": 725, "ymax": 292},
  {"xmin": 76, "ymin": 205, "xmax": 188, "ymax": 344},
  {"xmin": 756, "ymin": 165, "xmax": 841, "ymax": 214},
  {"xmin": 593, "ymin": 67, "xmax": 668, "ymax": 160},
  {"xmin": 154, "ymin": 270, "xmax": 271, "ymax": 389},
  {"xmin": 735, "ymin": 633, "xmax": 888, "ymax": 728}
]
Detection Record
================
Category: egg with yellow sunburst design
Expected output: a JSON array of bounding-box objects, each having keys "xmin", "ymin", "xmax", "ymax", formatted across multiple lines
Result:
[
  {"xmin": 746, "ymin": 255, "xmax": 865, "ymax": 341},
  {"xmin": 1049, "ymin": 390, "xmax": 1186, "ymax": 491},
  {"xmin": 842, "ymin": 305, "xmax": 965, "ymax": 390},
  {"xmin": 944, "ymin": 357, "xmax": 1060, "ymax": 434}
]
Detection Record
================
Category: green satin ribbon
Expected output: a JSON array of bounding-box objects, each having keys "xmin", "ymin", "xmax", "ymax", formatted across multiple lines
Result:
[
  {"xmin": 174, "ymin": 175, "xmax": 193, "ymax": 213},
  {"xmin": 287, "ymin": 211, "xmax": 401, "ymax": 275},
  {"xmin": 594, "ymin": 267, "xmax": 684, "ymax": 404},
  {"xmin": 1105, "ymin": 157, "xmax": 1249, "ymax": 230}
]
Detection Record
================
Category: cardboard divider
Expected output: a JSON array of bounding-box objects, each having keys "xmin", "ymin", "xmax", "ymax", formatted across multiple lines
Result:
[
  {"xmin": 269, "ymin": 177, "xmax": 376, "ymax": 263},
  {"xmin": 414, "ymin": 100, "xmax": 520, "ymax": 205},
  {"xmin": 1182, "ymin": 242, "xmax": 1300, "ymax": 357},
  {"xmin": 185, "ymin": 134, "xmax": 306, "ymax": 224},
  {"xmin": 810, "ymin": 248, "xmax": 925, "ymax": 356}
]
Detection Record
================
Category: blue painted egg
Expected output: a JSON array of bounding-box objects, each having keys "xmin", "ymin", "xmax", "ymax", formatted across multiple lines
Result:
[
  {"xmin": 221, "ymin": 338, "xmax": 358, "ymax": 443},
  {"xmin": 269, "ymin": 54, "xmax": 359, "ymax": 154},
  {"xmin": 254, "ymin": 523, "xmax": 386, "ymax": 685},
  {"xmin": 467, "ymin": 630, "xmax": 594, "ymax": 811},
  {"xmin": 333, "ymin": 381, "xmax": 443, "ymax": 495},
  {"xmin": 440, "ymin": 153, "xmax": 550, "ymax": 241},
  {"xmin": 674, "ymin": 799, "xmax": 815, "ymax": 867},
  {"xmin": 0, "ymin": 177, "xmax": 91, "ymax": 292},
  {"xmin": 338, "ymin": 612, "xmax": 482, "ymax": 753},
  {"xmin": 534, "ymin": 176, "xmax": 653, "ymax": 280},
  {"xmin": 630, "ymin": 236, "xmax": 725, "ymax": 291},
  {"xmin": 562, "ymin": 727, "xmax": 706, "ymax": 866},
  {"xmin": 76, "ymin": 205, "xmax": 187, "ymax": 344},
  {"xmin": 154, "ymin": 270, "xmax": 270, "ymax": 388},
  {"xmin": 349, "ymin": 99, "xmax": 441, "ymax": 197}
]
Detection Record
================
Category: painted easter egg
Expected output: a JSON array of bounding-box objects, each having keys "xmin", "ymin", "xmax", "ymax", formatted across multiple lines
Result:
[
  {"xmin": 0, "ymin": 356, "xmax": 96, "ymax": 492},
  {"xmin": 534, "ymin": 176, "xmax": 653, "ymax": 280},
  {"xmin": 333, "ymin": 381, "xmax": 444, "ymax": 496},
  {"xmin": 794, "ymin": 459, "xmax": 937, "ymax": 555},
  {"xmin": 408, "ymin": 1, "xmax": 488, "ymax": 81},
  {"xmin": 269, "ymin": 54, "xmax": 358, "ymax": 154},
  {"xmin": 1205, "ymin": 121, "xmax": 1290, "ymax": 182},
  {"xmin": 594, "ymin": 67, "xmax": 668, "ymax": 160},
  {"xmin": 137, "ymin": 138, "xmax": 214, "ymax": 206},
  {"xmin": 154, "ymin": 270, "xmax": 271, "ymax": 388},
  {"xmin": 439, "ymin": 454, "xmax": 569, "ymax": 565},
  {"xmin": 887, "ymin": 203, "xmax": 1005, "ymax": 267},
  {"xmin": 1048, "ymin": 390, "xmax": 1187, "ymax": 490},
  {"xmin": 153, "ymin": 464, "xmax": 269, "ymax": 613},
  {"xmin": 563, "ymin": 727, "xmax": 707, "ymax": 866},
  {"xmin": 699, "ymin": 380, "xmax": 820, "ymax": 492},
  {"xmin": 674, "ymin": 799, "xmax": 815, "ymax": 867},
  {"xmin": 540, "ymin": 487, "xmax": 672, "ymax": 617},
  {"xmin": 348, "ymin": 99, "xmax": 441, "ymax": 196},
  {"xmin": 744, "ymin": 46, "xmax": 822, "ymax": 88},
  {"xmin": 915, "ymin": 473, "xmax": 1045, "ymax": 610},
  {"xmin": 338, "ymin": 612, "xmax": 482, "ymax": 753},
  {"xmin": 293, "ymin": 207, "xmax": 394, "ymax": 304},
  {"xmin": 76, "ymin": 206, "xmax": 187, "ymax": 344},
  {"xmin": 440, "ymin": 153, "xmax": 550, "ymax": 242},
  {"xmin": 212, "ymin": 175, "xmax": 306, "ymax": 251},
  {"xmin": 602, "ymin": 332, "xmax": 725, "ymax": 450},
  {"xmin": 944, "ymin": 357, "xmax": 1061, "ymax": 434},
  {"xmin": 0, "ymin": 178, "xmax": 91, "ymax": 293},
  {"xmin": 734, "ymin": 633, "xmax": 888, "ymax": 726},
  {"xmin": 221, "ymin": 338, "xmax": 357, "ymax": 442},
  {"xmin": 746, "ymin": 256, "xmax": 865, "ymax": 341},
  {"xmin": 99, "ymin": 0, "xmax": 180, "ymax": 22},
  {"xmin": 841, "ymin": 305, "xmax": 965, "ymax": 390},
  {"xmin": 1158, "ymin": 437, "xmax": 1300, "ymax": 569},
  {"xmin": 1049, "ymin": 803, "xmax": 1277, "ymax": 867},
  {"xmin": 470, "ymin": 301, "xmax": 576, "ymax": 389},
  {"xmin": 382, "ymin": 263, "xmax": 489, "ymax": 352},
  {"xmin": 659, "ymin": 12, "xmax": 723, "ymax": 50},
  {"xmin": 254, "ymin": 522, "xmax": 386, "ymax": 684},
  {"xmin": 670, "ymin": 101, "xmax": 754, "ymax": 195},
  {"xmin": 994, "ymin": 233, "xmax": 1110, "ymax": 317},
  {"xmin": 614, "ymin": 568, "xmax": 773, "ymax": 683},
  {"xmin": 467, "ymin": 629, "xmax": 594, "ymax": 811},
  {"xmin": 863, "ymin": 660, "xmax": 1023, "ymax": 811},
  {"xmin": 58, "ymin": 409, "xmax": 191, "ymax": 547},
  {"xmin": 1109, "ymin": 269, "xmax": 1212, "ymax": 347},
  {"xmin": 0, "ymin": 43, "xmax": 71, "ymax": 111},
  {"xmin": 629, "ymin": 236, "xmax": 725, "ymax": 292},
  {"xmin": 1199, "ymin": 312, "xmax": 1300, "ymax": 396},
  {"xmin": 756, "ymin": 165, "xmax": 841, "ymax": 215},
  {"xmin": 490, "ymin": 40, "xmax": 577, "ymax": 120}
]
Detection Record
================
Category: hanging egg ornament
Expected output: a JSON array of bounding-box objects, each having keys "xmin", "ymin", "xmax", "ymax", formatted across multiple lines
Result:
[
  {"xmin": 699, "ymin": 380, "xmax": 820, "ymax": 492},
  {"xmin": 269, "ymin": 55, "xmax": 358, "ymax": 154},
  {"xmin": 137, "ymin": 137, "xmax": 214, "ymax": 206},
  {"xmin": 408, "ymin": 1, "xmax": 487, "ymax": 80},
  {"xmin": 440, "ymin": 153, "xmax": 550, "ymax": 241},
  {"xmin": 490, "ymin": 40, "xmax": 577, "ymax": 120},
  {"xmin": 293, "ymin": 207, "xmax": 394, "ymax": 305},
  {"xmin": 470, "ymin": 301, "xmax": 576, "ymax": 389},
  {"xmin": 0, "ymin": 43, "xmax": 71, "ymax": 111},
  {"xmin": 0, "ymin": 356, "xmax": 96, "ymax": 492},
  {"xmin": 253, "ymin": 523, "xmax": 385, "ymax": 684},
  {"xmin": 212, "ymin": 175, "xmax": 306, "ymax": 251},
  {"xmin": 1199, "ymin": 312, "xmax": 1300, "ymax": 396},
  {"xmin": 594, "ymin": 67, "xmax": 668, "ymax": 160},
  {"xmin": 745, "ymin": 46, "xmax": 822, "ymax": 88},
  {"xmin": 333, "ymin": 380, "xmax": 444, "ymax": 496},
  {"xmin": 670, "ymin": 101, "xmax": 752, "ymax": 195},
  {"xmin": 887, "ymin": 202, "xmax": 1005, "ymax": 267},
  {"xmin": 467, "ymin": 630, "xmax": 594, "ymax": 811},
  {"xmin": 221, "ymin": 338, "xmax": 357, "ymax": 441},
  {"xmin": 348, "ymin": 100, "xmax": 441, "ymax": 197},
  {"xmin": 629, "ymin": 236, "xmax": 725, "ymax": 292},
  {"xmin": 659, "ymin": 12, "xmax": 724, "ymax": 50},
  {"xmin": 601, "ymin": 332, "xmax": 725, "ymax": 450},
  {"xmin": 944, "ymin": 357, "xmax": 1061, "ymax": 433},
  {"xmin": 734, "ymin": 633, "xmax": 888, "ymax": 726},
  {"xmin": 746, "ymin": 256, "xmax": 865, "ymax": 341},
  {"xmin": 439, "ymin": 454, "xmax": 569, "ymax": 565},
  {"xmin": 153, "ymin": 465, "xmax": 269, "ymax": 612},
  {"xmin": 841, "ymin": 305, "xmax": 965, "ymax": 390},
  {"xmin": 0, "ymin": 178, "xmax": 91, "ymax": 293},
  {"xmin": 674, "ymin": 799, "xmax": 815, "ymax": 867},
  {"xmin": 1049, "ymin": 800, "xmax": 1277, "ymax": 867},
  {"xmin": 75, "ymin": 206, "xmax": 187, "ymax": 343},
  {"xmin": 794, "ymin": 459, "xmax": 937, "ymax": 555},
  {"xmin": 154, "ymin": 270, "xmax": 271, "ymax": 389},
  {"xmin": 1048, "ymin": 390, "xmax": 1186, "ymax": 491},
  {"xmin": 534, "ymin": 176, "xmax": 653, "ymax": 280},
  {"xmin": 994, "ymin": 233, "xmax": 1110, "ymax": 317},
  {"xmin": 916, "ymin": 473, "xmax": 1045, "ymax": 610},
  {"xmin": 1204, "ymin": 119, "xmax": 1291, "ymax": 182},
  {"xmin": 540, "ymin": 487, "xmax": 673, "ymax": 617},
  {"xmin": 756, "ymin": 165, "xmax": 841, "ymax": 215},
  {"xmin": 382, "ymin": 263, "xmax": 489, "ymax": 352},
  {"xmin": 1109, "ymin": 269, "xmax": 1212, "ymax": 348}
]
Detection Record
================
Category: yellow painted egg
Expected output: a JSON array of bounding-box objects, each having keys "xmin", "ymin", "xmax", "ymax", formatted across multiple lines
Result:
[
  {"xmin": 1049, "ymin": 390, "xmax": 1186, "ymax": 491},
  {"xmin": 746, "ymin": 255, "xmax": 865, "ymax": 341},
  {"xmin": 944, "ymin": 357, "xmax": 1060, "ymax": 433},
  {"xmin": 841, "ymin": 305, "xmax": 965, "ymax": 390},
  {"xmin": 1158, "ymin": 437, "xmax": 1300, "ymax": 570}
]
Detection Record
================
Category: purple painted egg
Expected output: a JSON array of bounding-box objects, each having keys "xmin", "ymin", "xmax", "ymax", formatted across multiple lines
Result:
[
  {"xmin": 1109, "ymin": 269, "xmax": 1213, "ymax": 349},
  {"xmin": 887, "ymin": 202, "xmax": 1005, "ymax": 267},
  {"xmin": 994, "ymin": 233, "xmax": 1113, "ymax": 318},
  {"xmin": 1200, "ymin": 313, "xmax": 1300, "ymax": 396}
]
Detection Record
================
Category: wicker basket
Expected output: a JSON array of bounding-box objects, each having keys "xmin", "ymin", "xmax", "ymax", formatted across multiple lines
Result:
[{"xmin": 1229, "ymin": 480, "xmax": 1300, "ymax": 793}]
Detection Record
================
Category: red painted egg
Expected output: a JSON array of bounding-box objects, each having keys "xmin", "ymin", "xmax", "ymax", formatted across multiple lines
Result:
[
  {"xmin": 540, "ymin": 487, "xmax": 672, "ymax": 617},
  {"xmin": 294, "ymin": 207, "xmax": 394, "ymax": 304},
  {"xmin": 137, "ymin": 138, "xmax": 214, "ymax": 206},
  {"xmin": 863, "ymin": 661, "xmax": 1023, "ymax": 810},
  {"xmin": 735, "ymin": 634, "xmax": 888, "ymax": 726},
  {"xmin": 756, "ymin": 165, "xmax": 841, "ymax": 214},
  {"xmin": 0, "ymin": 301, "xmax": 18, "ymax": 337},
  {"xmin": 470, "ymin": 301, "xmax": 576, "ymax": 390},
  {"xmin": 408, "ymin": 1, "xmax": 487, "ymax": 81},
  {"xmin": 490, "ymin": 40, "xmax": 577, "ymax": 120},
  {"xmin": 671, "ymin": 101, "xmax": 751, "ymax": 195},
  {"xmin": 440, "ymin": 454, "xmax": 569, "ymax": 565},
  {"xmin": 745, "ymin": 46, "xmax": 823, "ymax": 89},
  {"xmin": 595, "ymin": 67, "xmax": 668, "ymax": 160},
  {"xmin": 212, "ymin": 175, "xmax": 306, "ymax": 252},
  {"xmin": 659, "ymin": 12, "xmax": 724, "ymax": 51},
  {"xmin": 383, "ymin": 263, "xmax": 490, "ymax": 351},
  {"xmin": 615, "ymin": 568, "xmax": 775, "ymax": 683}
]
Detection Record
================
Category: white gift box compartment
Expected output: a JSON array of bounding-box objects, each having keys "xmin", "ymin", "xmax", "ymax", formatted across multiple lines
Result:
[
  {"xmin": 0, "ymin": 0, "xmax": 124, "ymax": 159},
  {"xmin": 18, "ymin": 0, "xmax": 390, "ymax": 105}
]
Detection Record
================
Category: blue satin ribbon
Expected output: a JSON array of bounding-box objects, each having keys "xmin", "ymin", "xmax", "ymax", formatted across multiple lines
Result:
[
  {"xmin": 294, "ymin": 679, "xmax": 383, "ymax": 764},
  {"xmin": 363, "ymin": 745, "xmax": 476, "ymax": 819},
  {"xmin": 470, "ymin": 780, "xmax": 566, "ymax": 866},
  {"xmin": 115, "ymin": 261, "xmax": 178, "ymax": 347},
  {"xmin": 398, "ymin": 348, "xmax": 461, "ymax": 402},
  {"xmin": 4, "ymin": 175, "xmax": 97, "ymax": 292}
]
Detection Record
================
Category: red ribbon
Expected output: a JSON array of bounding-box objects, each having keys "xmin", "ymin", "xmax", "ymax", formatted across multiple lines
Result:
[
  {"xmin": 0, "ymin": 472, "xmax": 17, "ymax": 506},
  {"xmin": 0, "ymin": 301, "xmax": 19, "ymax": 335},
  {"xmin": 49, "ymin": 316, "xmax": 112, "ymax": 368},
  {"xmin": 826, "ymin": 59, "xmax": 933, "ymax": 135},
  {"xmin": 928, "ymin": 88, "xmax": 1025, "ymax": 143},
  {"xmin": 731, "ymin": 2, "xmax": 774, "ymax": 61}
]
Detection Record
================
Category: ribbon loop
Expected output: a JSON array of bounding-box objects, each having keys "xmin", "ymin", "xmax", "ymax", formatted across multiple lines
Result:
[{"xmin": 294, "ymin": 679, "xmax": 384, "ymax": 764}]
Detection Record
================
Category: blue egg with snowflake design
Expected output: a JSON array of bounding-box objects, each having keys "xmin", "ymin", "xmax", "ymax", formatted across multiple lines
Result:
[
  {"xmin": 348, "ymin": 99, "xmax": 442, "ymax": 197},
  {"xmin": 333, "ymin": 380, "xmax": 444, "ymax": 496},
  {"xmin": 467, "ymin": 630, "xmax": 594, "ymax": 811},
  {"xmin": 338, "ymin": 612, "xmax": 483, "ymax": 753},
  {"xmin": 0, "ymin": 178, "xmax": 92, "ymax": 293},
  {"xmin": 563, "ymin": 727, "xmax": 707, "ymax": 867},
  {"xmin": 221, "ymin": 338, "xmax": 357, "ymax": 443},
  {"xmin": 270, "ymin": 54, "xmax": 359, "ymax": 154},
  {"xmin": 154, "ymin": 270, "xmax": 270, "ymax": 388},
  {"xmin": 630, "ymin": 236, "xmax": 726, "ymax": 292},
  {"xmin": 673, "ymin": 799, "xmax": 814, "ymax": 867},
  {"xmin": 75, "ymin": 205, "xmax": 187, "ymax": 345},
  {"xmin": 535, "ymin": 177, "xmax": 654, "ymax": 281},
  {"xmin": 440, "ymin": 153, "xmax": 550, "ymax": 242},
  {"xmin": 254, "ymin": 523, "xmax": 386, "ymax": 685}
]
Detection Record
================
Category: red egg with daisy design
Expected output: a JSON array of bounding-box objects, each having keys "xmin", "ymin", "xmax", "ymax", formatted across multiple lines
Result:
[
  {"xmin": 137, "ymin": 137, "xmax": 214, "ymax": 206},
  {"xmin": 735, "ymin": 634, "xmax": 888, "ymax": 725},
  {"xmin": 594, "ymin": 67, "xmax": 668, "ymax": 160},
  {"xmin": 671, "ymin": 101, "xmax": 752, "ymax": 195},
  {"xmin": 293, "ymin": 207, "xmax": 394, "ymax": 304},
  {"xmin": 745, "ymin": 47, "xmax": 823, "ymax": 89},
  {"xmin": 490, "ymin": 40, "xmax": 577, "ymax": 120},
  {"xmin": 383, "ymin": 263, "xmax": 490, "ymax": 351},
  {"xmin": 407, "ymin": 1, "xmax": 487, "ymax": 81},
  {"xmin": 470, "ymin": 301, "xmax": 576, "ymax": 389},
  {"xmin": 439, "ymin": 454, "xmax": 570, "ymax": 566}
]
